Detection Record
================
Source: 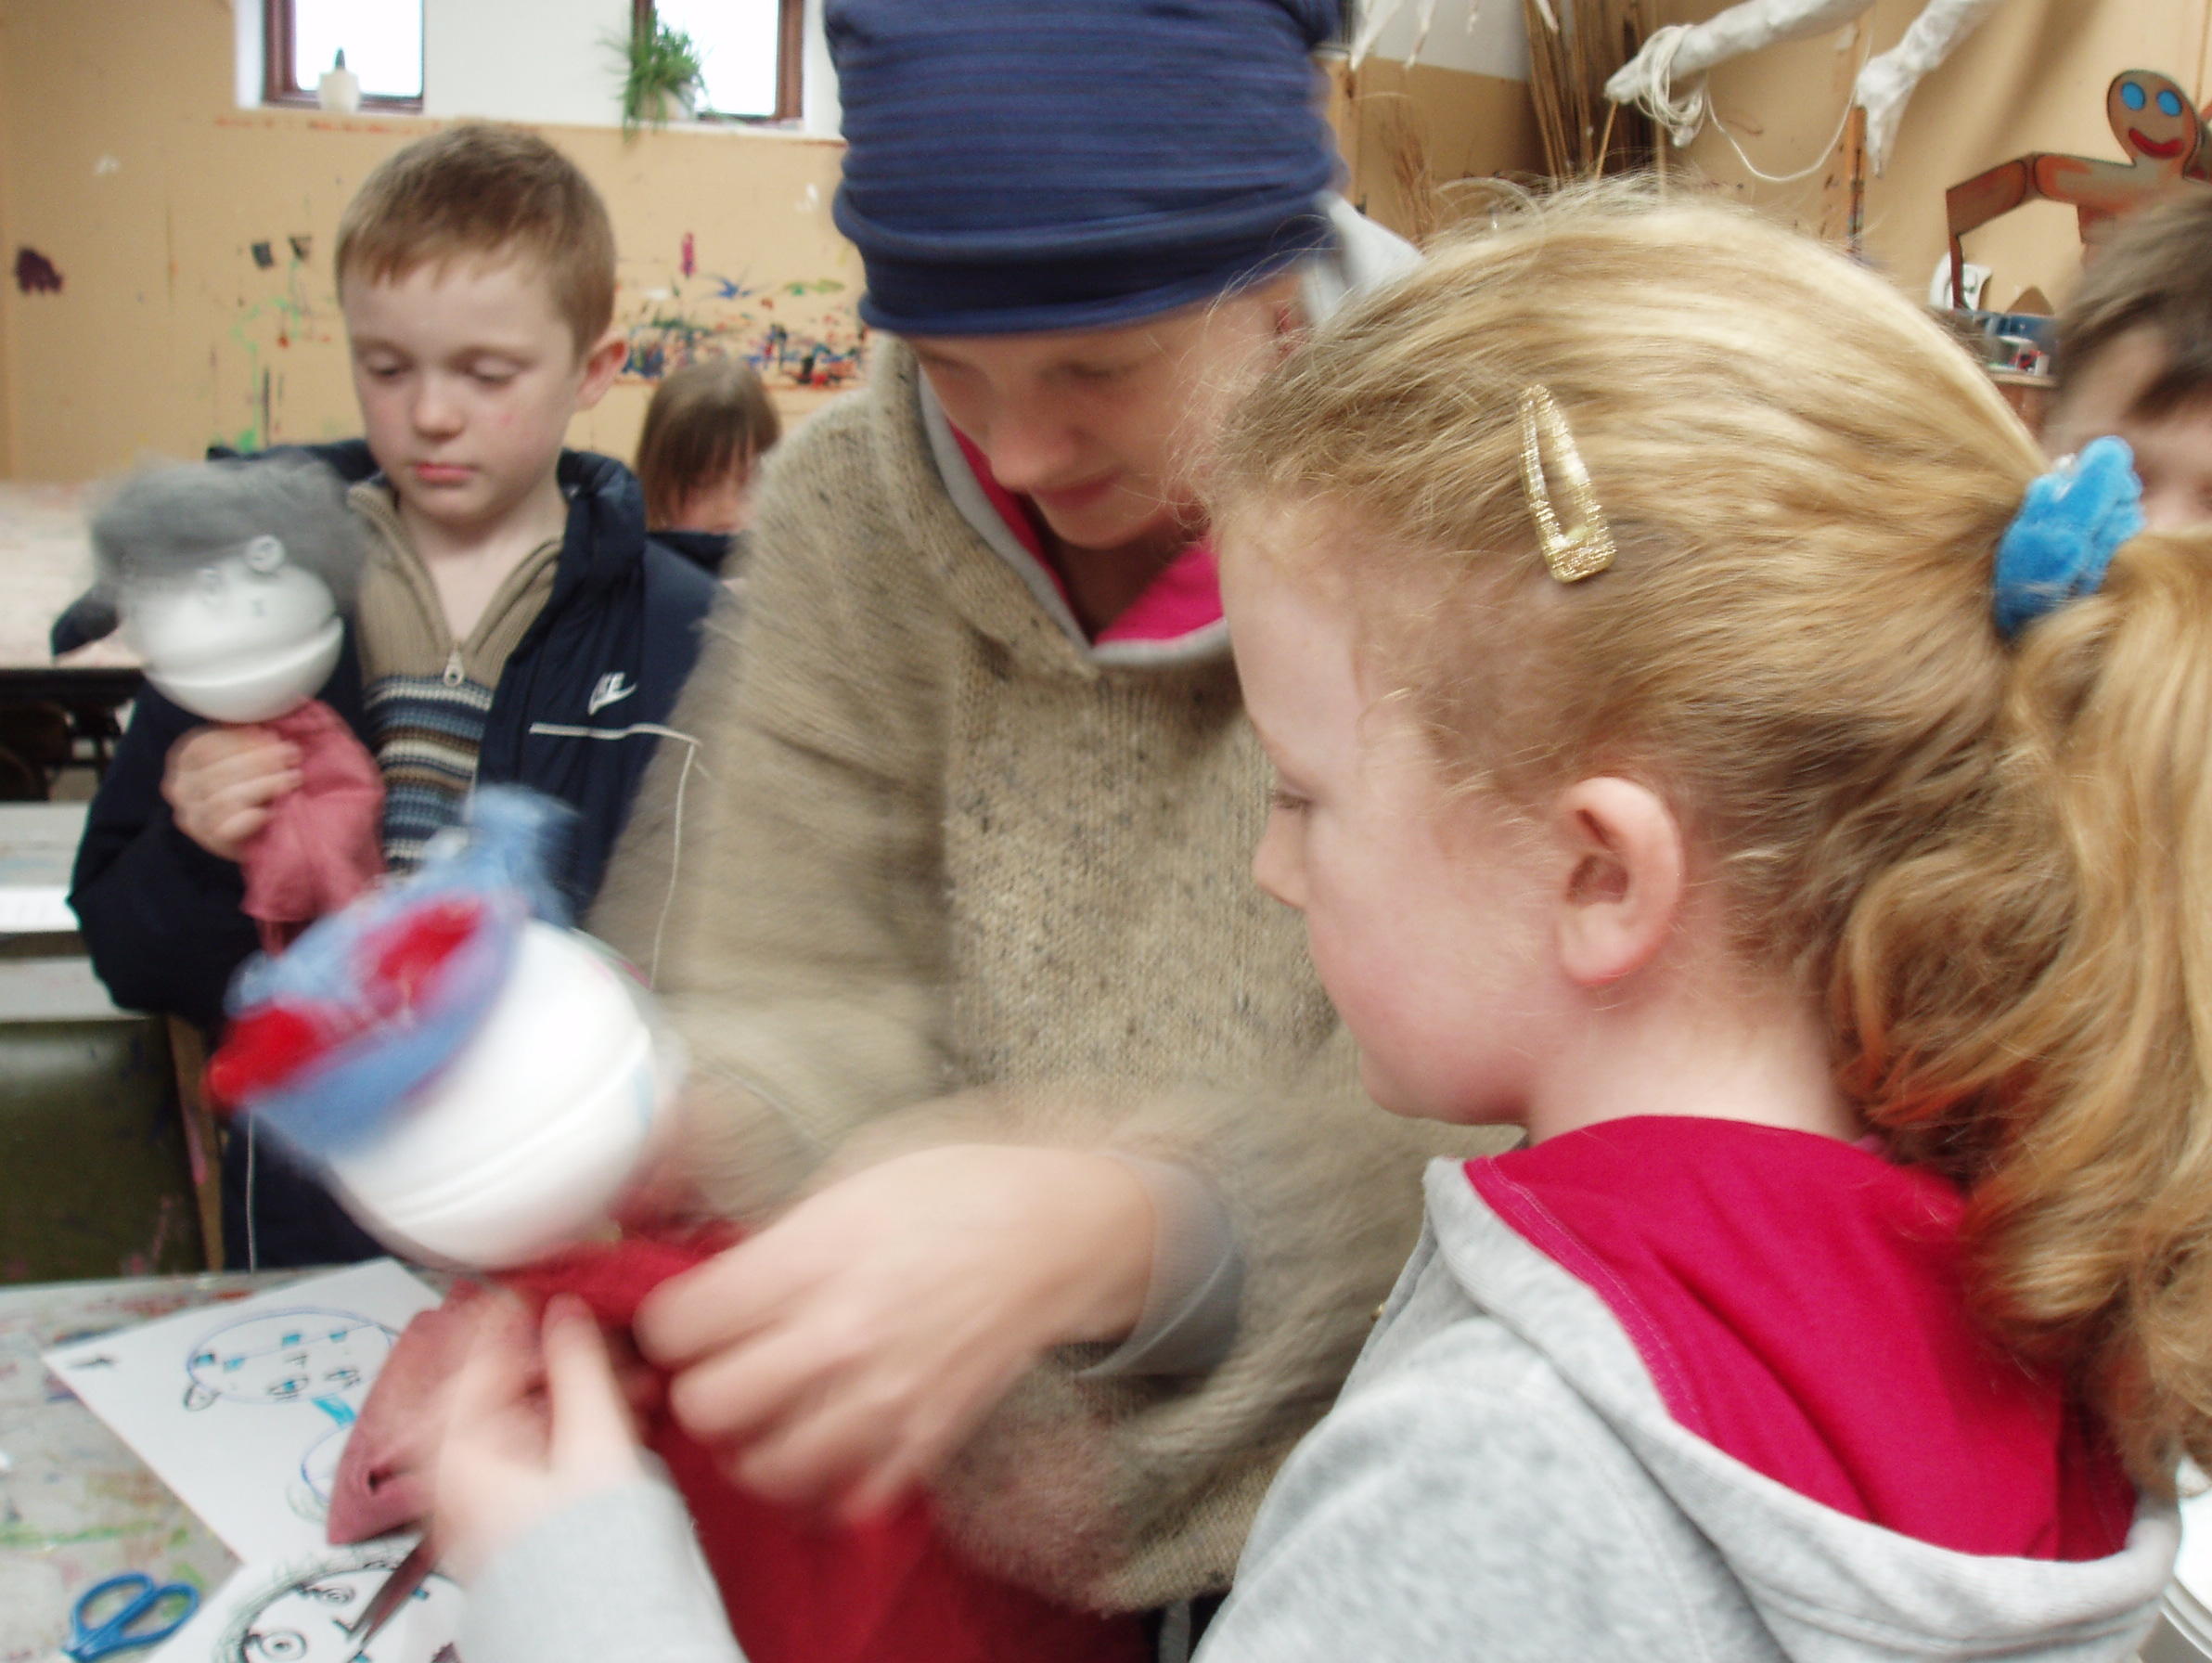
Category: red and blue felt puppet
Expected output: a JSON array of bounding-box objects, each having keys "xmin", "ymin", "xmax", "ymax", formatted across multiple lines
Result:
[{"xmin": 206, "ymin": 786, "xmax": 687, "ymax": 1270}]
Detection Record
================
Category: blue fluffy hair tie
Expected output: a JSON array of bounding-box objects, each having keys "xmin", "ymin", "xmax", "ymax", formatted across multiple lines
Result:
[{"xmin": 1991, "ymin": 435, "xmax": 2144, "ymax": 639}]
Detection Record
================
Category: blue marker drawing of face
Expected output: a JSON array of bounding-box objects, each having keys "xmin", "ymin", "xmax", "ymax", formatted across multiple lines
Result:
[
  {"xmin": 181, "ymin": 1308, "xmax": 397, "ymax": 1520},
  {"xmin": 182, "ymin": 1309, "xmax": 393, "ymax": 1413}
]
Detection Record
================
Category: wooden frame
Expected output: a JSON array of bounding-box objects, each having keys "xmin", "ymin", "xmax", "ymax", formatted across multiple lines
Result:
[
  {"xmin": 262, "ymin": 0, "xmax": 426, "ymax": 112},
  {"xmin": 631, "ymin": 0, "xmax": 804, "ymax": 125}
]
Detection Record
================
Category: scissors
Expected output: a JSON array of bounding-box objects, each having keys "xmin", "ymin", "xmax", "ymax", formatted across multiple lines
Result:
[
  {"xmin": 63, "ymin": 1572, "xmax": 199, "ymax": 1660},
  {"xmin": 341, "ymin": 1540, "xmax": 440, "ymax": 1653}
]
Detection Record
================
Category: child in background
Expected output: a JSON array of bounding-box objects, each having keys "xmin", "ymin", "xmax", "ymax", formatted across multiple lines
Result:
[
  {"xmin": 71, "ymin": 123, "xmax": 721, "ymax": 1268},
  {"xmin": 428, "ymin": 191, "xmax": 2193, "ymax": 1661},
  {"xmin": 635, "ymin": 355, "xmax": 782, "ymax": 576},
  {"xmin": 2046, "ymin": 187, "xmax": 2212, "ymax": 527}
]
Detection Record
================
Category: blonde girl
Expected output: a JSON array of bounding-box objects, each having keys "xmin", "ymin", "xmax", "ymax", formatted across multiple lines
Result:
[
  {"xmin": 427, "ymin": 190, "xmax": 2190, "ymax": 1663},
  {"xmin": 1195, "ymin": 188, "xmax": 2191, "ymax": 1657}
]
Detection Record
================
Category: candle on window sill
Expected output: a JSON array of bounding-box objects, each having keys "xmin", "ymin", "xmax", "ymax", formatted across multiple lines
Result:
[{"xmin": 318, "ymin": 49, "xmax": 363, "ymax": 114}]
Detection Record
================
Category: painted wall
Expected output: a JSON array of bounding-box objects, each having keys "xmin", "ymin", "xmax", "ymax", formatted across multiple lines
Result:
[
  {"xmin": 0, "ymin": 7, "xmax": 17, "ymax": 481},
  {"xmin": 1329, "ymin": 1, "xmax": 1542, "ymax": 243},
  {"xmin": 0, "ymin": 0, "xmax": 855, "ymax": 482},
  {"xmin": 1331, "ymin": 53, "xmax": 1545, "ymax": 242},
  {"xmin": 1660, "ymin": 0, "xmax": 2212, "ymax": 311},
  {"xmin": 0, "ymin": 0, "xmax": 1547, "ymax": 482}
]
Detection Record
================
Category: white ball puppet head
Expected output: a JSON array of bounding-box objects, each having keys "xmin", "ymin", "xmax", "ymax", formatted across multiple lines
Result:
[
  {"xmin": 207, "ymin": 788, "xmax": 688, "ymax": 1270},
  {"xmin": 91, "ymin": 458, "xmax": 365, "ymax": 724}
]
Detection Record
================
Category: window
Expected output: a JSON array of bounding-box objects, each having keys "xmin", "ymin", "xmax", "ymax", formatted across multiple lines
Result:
[
  {"xmin": 639, "ymin": 0, "xmax": 803, "ymax": 123},
  {"xmin": 265, "ymin": 0, "xmax": 424, "ymax": 109}
]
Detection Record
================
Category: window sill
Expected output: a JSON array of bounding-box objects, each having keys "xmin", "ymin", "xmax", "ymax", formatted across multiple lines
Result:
[
  {"xmin": 640, "ymin": 114, "xmax": 840, "ymax": 143},
  {"xmin": 233, "ymin": 99, "xmax": 839, "ymax": 142},
  {"xmin": 261, "ymin": 91, "xmax": 426, "ymax": 114}
]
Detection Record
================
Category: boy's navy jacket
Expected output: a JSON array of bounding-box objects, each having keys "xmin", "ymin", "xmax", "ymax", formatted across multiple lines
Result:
[{"xmin": 71, "ymin": 441, "xmax": 723, "ymax": 1035}]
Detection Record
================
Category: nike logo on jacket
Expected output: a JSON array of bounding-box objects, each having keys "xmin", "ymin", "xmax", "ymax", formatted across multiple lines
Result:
[{"xmin": 588, "ymin": 672, "xmax": 637, "ymax": 715}]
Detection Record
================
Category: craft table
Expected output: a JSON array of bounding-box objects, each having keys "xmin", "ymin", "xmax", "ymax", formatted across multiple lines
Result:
[
  {"xmin": 1, "ymin": 1270, "xmax": 2204, "ymax": 1661},
  {"xmin": 0, "ymin": 1270, "xmax": 282, "ymax": 1661},
  {"xmin": 0, "ymin": 482, "xmax": 142, "ymax": 789},
  {"xmin": 0, "ymin": 483, "xmax": 128, "ymax": 669}
]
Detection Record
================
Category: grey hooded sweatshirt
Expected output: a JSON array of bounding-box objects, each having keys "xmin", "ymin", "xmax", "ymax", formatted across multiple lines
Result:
[
  {"xmin": 461, "ymin": 1166, "xmax": 2180, "ymax": 1663},
  {"xmin": 1195, "ymin": 1160, "xmax": 2180, "ymax": 1662}
]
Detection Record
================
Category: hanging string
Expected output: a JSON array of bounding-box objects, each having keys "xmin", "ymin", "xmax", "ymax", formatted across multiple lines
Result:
[
  {"xmin": 244, "ymin": 1115, "xmax": 260, "ymax": 1273},
  {"xmin": 1707, "ymin": 45, "xmax": 1870, "ymax": 185},
  {"xmin": 1621, "ymin": 24, "xmax": 1709, "ymax": 148},
  {"xmin": 1616, "ymin": 18, "xmax": 1871, "ymax": 187}
]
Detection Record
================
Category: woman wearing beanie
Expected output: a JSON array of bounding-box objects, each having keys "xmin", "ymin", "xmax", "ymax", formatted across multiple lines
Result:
[{"xmin": 583, "ymin": 0, "xmax": 1501, "ymax": 1630}]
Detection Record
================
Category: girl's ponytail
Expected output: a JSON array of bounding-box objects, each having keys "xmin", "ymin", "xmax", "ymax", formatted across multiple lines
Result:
[{"xmin": 1845, "ymin": 523, "xmax": 2212, "ymax": 1491}]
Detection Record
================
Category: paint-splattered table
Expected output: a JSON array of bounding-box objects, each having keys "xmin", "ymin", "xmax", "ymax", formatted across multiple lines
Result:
[
  {"xmin": 0, "ymin": 1270, "xmax": 286, "ymax": 1662},
  {"xmin": 0, "ymin": 481, "xmax": 135, "ymax": 669},
  {"xmin": 0, "ymin": 482, "xmax": 141, "ymax": 788}
]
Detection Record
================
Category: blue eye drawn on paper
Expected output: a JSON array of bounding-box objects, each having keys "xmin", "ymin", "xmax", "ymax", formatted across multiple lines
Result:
[
  {"xmin": 2158, "ymin": 88, "xmax": 2187, "ymax": 117},
  {"xmin": 2122, "ymin": 81, "xmax": 2148, "ymax": 111}
]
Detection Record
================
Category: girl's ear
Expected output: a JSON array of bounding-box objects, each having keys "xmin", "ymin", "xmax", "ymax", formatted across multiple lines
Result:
[{"xmin": 1551, "ymin": 777, "xmax": 1684, "ymax": 988}]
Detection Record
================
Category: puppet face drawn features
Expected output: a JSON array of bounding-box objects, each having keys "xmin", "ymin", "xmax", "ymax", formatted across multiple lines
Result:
[
  {"xmin": 231, "ymin": 1562, "xmax": 463, "ymax": 1663},
  {"xmin": 2110, "ymin": 72, "xmax": 2201, "ymax": 165},
  {"xmin": 184, "ymin": 1309, "xmax": 394, "ymax": 1412},
  {"xmin": 128, "ymin": 540, "xmax": 342, "ymax": 724},
  {"xmin": 89, "ymin": 454, "xmax": 364, "ymax": 719}
]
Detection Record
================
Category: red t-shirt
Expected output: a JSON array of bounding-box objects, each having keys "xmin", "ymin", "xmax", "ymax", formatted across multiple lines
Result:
[{"xmin": 1467, "ymin": 1116, "xmax": 2135, "ymax": 1561}]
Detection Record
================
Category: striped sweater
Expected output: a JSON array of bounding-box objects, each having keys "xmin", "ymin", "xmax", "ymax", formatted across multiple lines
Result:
[{"xmin": 348, "ymin": 483, "xmax": 559, "ymax": 870}]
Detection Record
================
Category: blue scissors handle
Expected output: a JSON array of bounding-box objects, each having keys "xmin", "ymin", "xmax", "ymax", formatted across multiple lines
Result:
[{"xmin": 65, "ymin": 1572, "xmax": 199, "ymax": 1661}]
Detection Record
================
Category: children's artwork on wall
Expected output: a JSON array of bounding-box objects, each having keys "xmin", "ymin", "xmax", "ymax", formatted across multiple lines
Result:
[
  {"xmin": 1945, "ymin": 69, "xmax": 2212, "ymax": 303},
  {"xmin": 214, "ymin": 235, "xmax": 347, "ymax": 457},
  {"xmin": 617, "ymin": 242, "xmax": 865, "ymax": 392},
  {"xmin": 43, "ymin": 1260, "xmax": 442, "ymax": 1562},
  {"xmin": 146, "ymin": 1543, "xmax": 466, "ymax": 1663}
]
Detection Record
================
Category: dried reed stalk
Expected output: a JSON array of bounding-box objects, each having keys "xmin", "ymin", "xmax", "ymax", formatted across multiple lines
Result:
[
  {"xmin": 1523, "ymin": 0, "xmax": 1659, "ymax": 182},
  {"xmin": 1385, "ymin": 99, "xmax": 1443, "ymax": 247}
]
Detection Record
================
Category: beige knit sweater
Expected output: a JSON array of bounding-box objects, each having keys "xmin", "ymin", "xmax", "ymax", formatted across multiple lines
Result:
[{"xmin": 591, "ymin": 342, "xmax": 1507, "ymax": 1613}]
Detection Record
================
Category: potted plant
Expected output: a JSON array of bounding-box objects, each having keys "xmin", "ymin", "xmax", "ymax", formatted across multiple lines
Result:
[{"xmin": 618, "ymin": 14, "xmax": 704, "ymax": 135}]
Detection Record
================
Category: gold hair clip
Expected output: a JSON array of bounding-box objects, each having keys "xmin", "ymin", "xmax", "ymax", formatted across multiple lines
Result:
[{"xmin": 1517, "ymin": 385, "xmax": 1615, "ymax": 584}]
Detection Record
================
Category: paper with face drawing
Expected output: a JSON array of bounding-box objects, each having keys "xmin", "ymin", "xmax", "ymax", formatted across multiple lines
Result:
[
  {"xmin": 147, "ymin": 1543, "xmax": 467, "ymax": 1663},
  {"xmin": 44, "ymin": 1259, "xmax": 442, "ymax": 1562}
]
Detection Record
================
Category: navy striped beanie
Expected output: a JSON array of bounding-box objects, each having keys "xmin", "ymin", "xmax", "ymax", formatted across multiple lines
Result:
[{"xmin": 829, "ymin": 0, "xmax": 1345, "ymax": 336}]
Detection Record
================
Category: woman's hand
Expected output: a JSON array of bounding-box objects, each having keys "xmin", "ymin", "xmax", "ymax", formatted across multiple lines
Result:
[
  {"xmin": 431, "ymin": 1294, "xmax": 649, "ymax": 1582},
  {"xmin": 161, "ymin": 725, "xmax": 302, "ymax": 861},
  {"xmin": 634, "ymin": 1144, "xmax": 1155, "ymax": 1523}
]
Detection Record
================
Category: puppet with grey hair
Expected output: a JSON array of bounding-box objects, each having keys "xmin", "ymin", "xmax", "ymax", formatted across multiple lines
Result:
[{"xmin": 65, "ymin": 456, "xmax": 386, "ymax": 949}]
